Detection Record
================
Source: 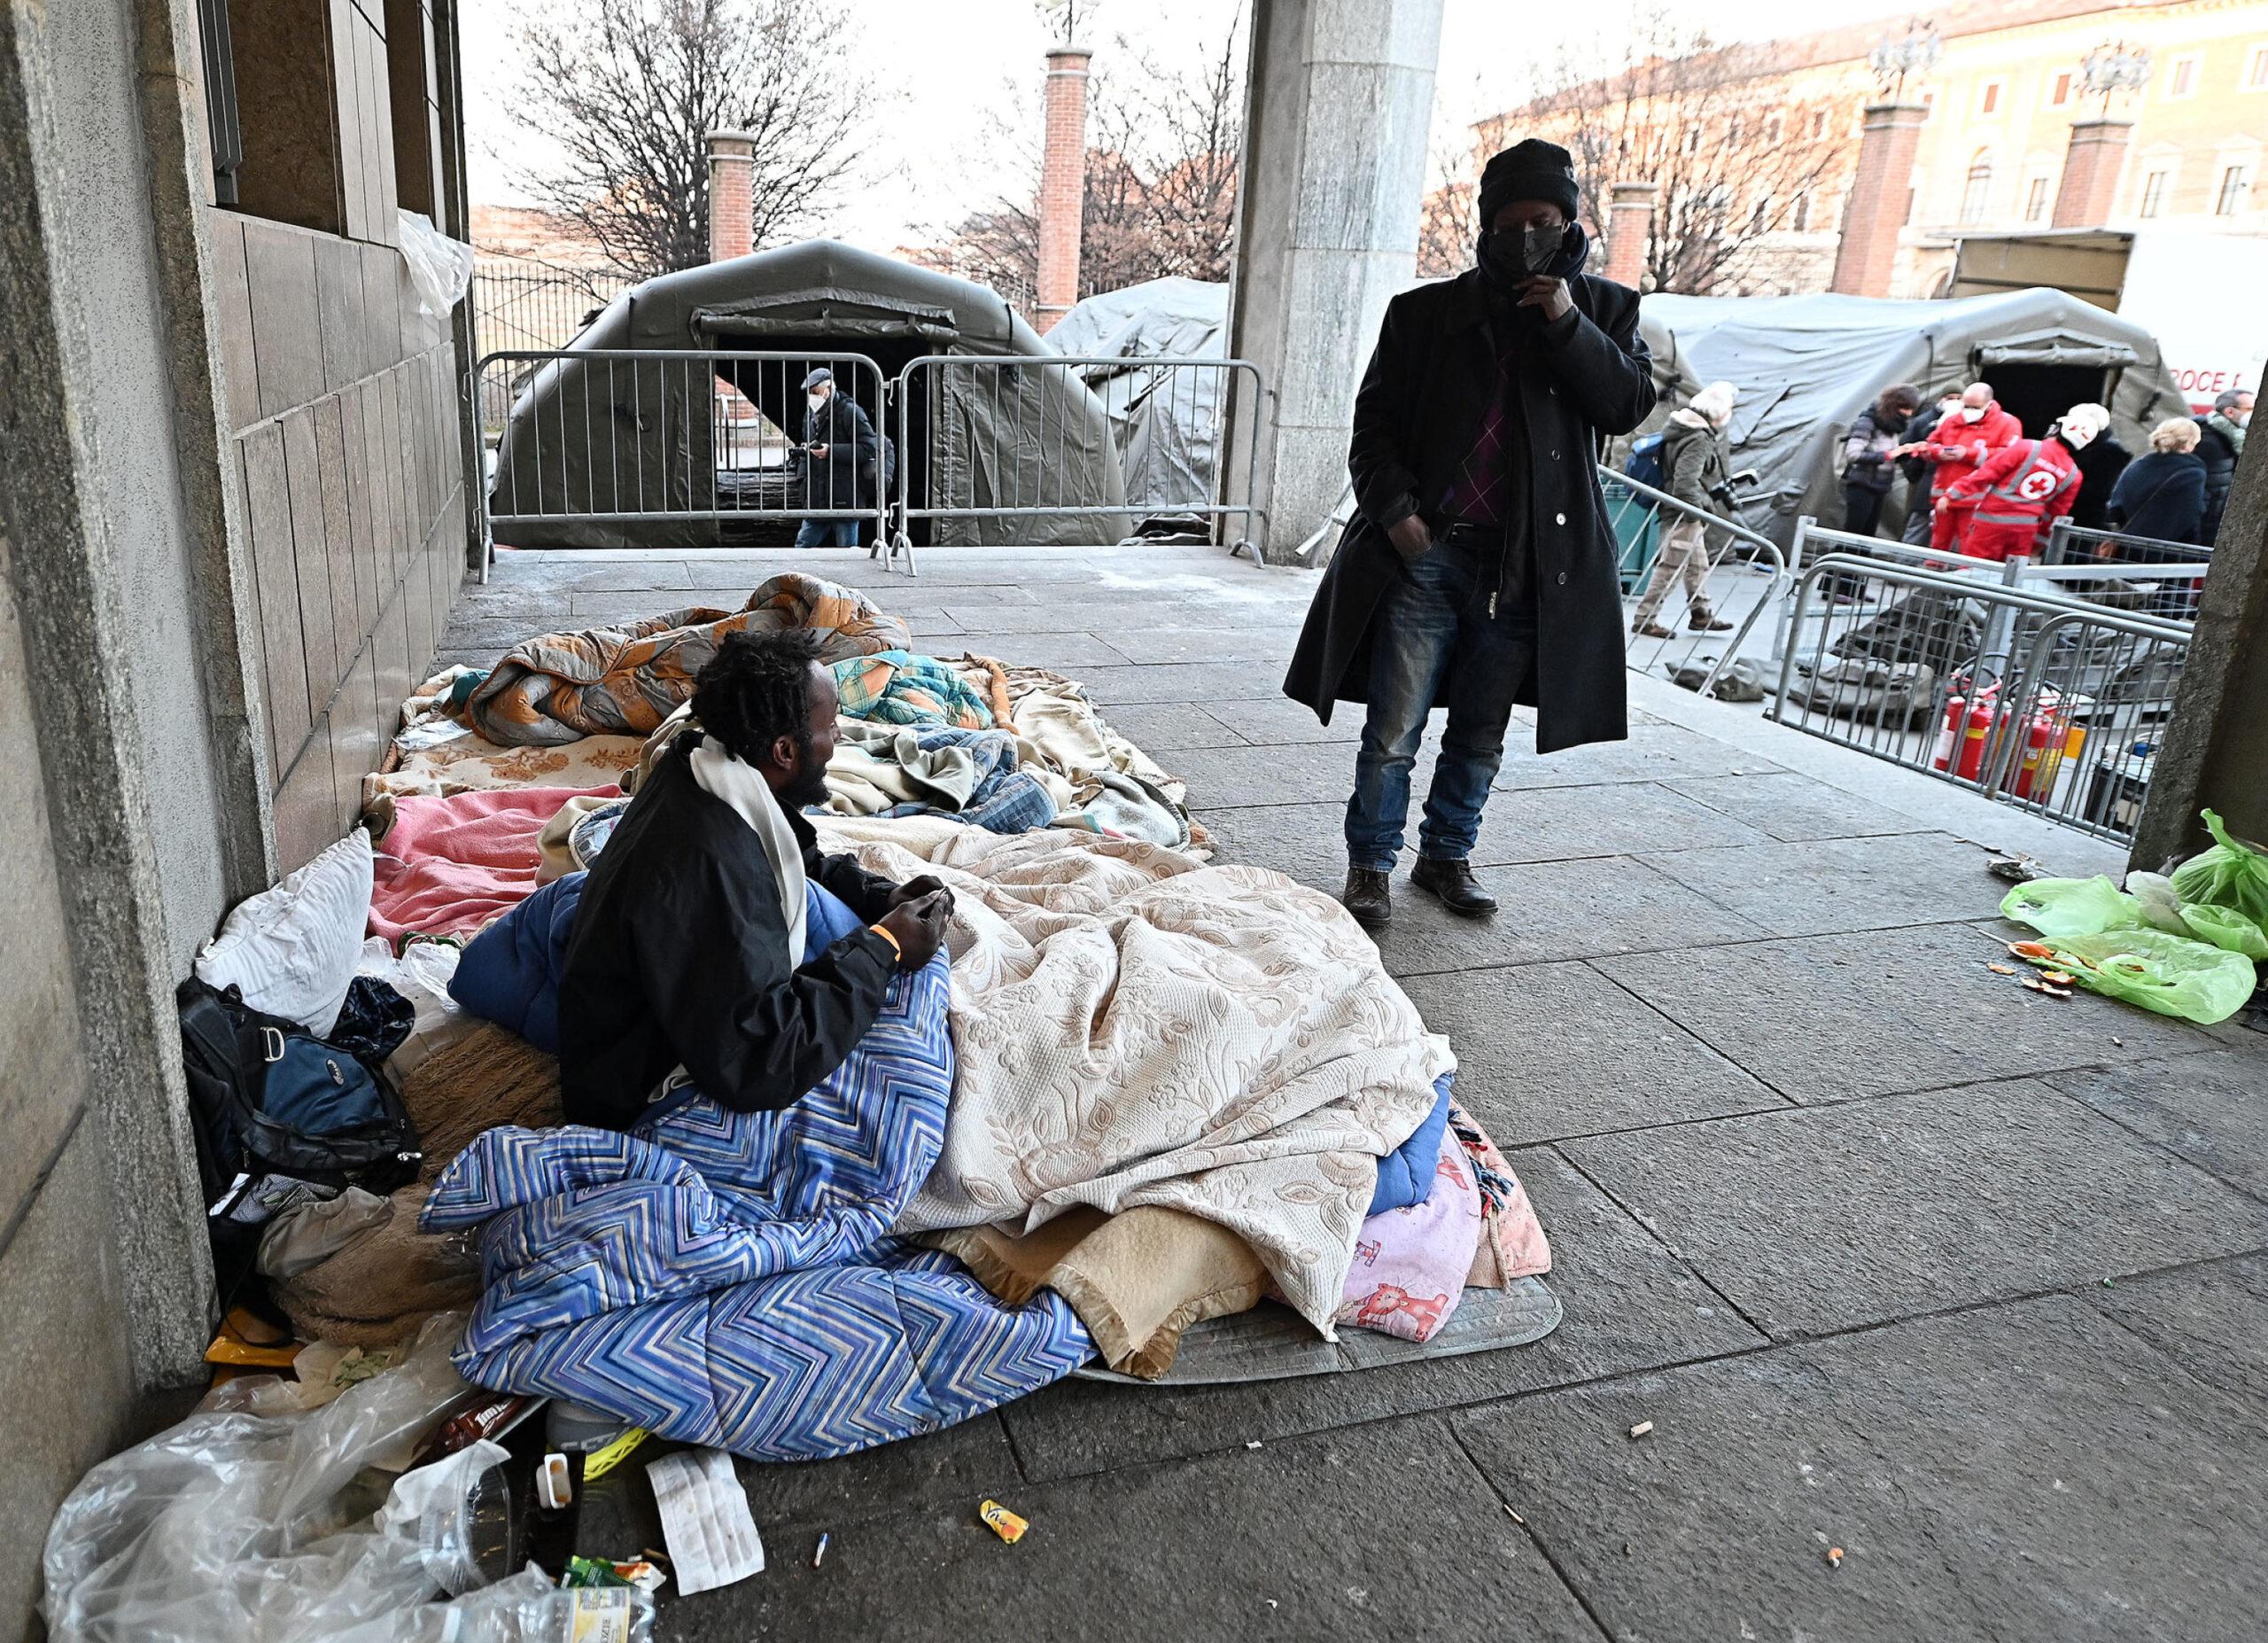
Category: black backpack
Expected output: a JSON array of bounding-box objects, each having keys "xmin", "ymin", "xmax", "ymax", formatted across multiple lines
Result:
[{"xmin": 175, "ymin": 977, "xmax": 423, "ymax": 1297}]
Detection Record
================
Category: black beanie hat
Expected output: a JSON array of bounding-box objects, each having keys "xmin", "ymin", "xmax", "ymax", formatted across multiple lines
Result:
[{"xmin": 1478, "ymin": 139, "xmax": 1581, "ymax": 227}]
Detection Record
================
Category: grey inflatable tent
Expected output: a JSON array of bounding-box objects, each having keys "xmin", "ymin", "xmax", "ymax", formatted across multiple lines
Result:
[
  {"xmin": 487, "ymin": 239, "xmax": 1129, "ymax": 549},
  {"xmin": 1634, "ymin": 289, "xmax": 2191, "ymax": 549},
  {"xmin": 1047, "ymin": 276, "xmax": 1229, "ymax": 522}
]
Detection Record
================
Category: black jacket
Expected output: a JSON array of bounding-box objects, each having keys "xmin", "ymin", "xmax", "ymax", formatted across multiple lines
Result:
[
  {"xmin": 1282, "ymin": 268, "xmax": 1656, "ymax": 755},
  {"xmin": 798, "ymin": 393, "xmax": 881, "ymax": 510},
  {"xmin": 2070, "ymin": 435, "xmax": 2132, "ymax": 531},
  {"xmin": 1899, "ymin": 406, "xmax": 1949, "ymax": 491},
  {"xmin": 2107, "ymin": 450, "xmax": 2208, "ymax": 545},
  {"xmin": 557, "ymin": 741, "xmax": 902, "ymax": 1131}
]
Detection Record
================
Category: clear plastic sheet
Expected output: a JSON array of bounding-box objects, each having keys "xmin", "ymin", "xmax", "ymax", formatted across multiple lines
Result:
[
  {"xmin": 395, "ymin": 211, "xmax": 476, "ymax": 318},
  {"xmin": 40, "ymin": 1314, "xmax": 655, "ymax": 1641}
]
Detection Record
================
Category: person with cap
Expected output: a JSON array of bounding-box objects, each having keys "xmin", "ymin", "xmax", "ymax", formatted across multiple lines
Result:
[
  {"xmin": 1630, "ymin": 380, "xmax": 1740, "ymax": 639},
  {"xmin": 1284, "ymin": 138, "xmax": 1656, "ymax": 929},
  {"xmin": 794, "ymin": 367, "xmax": 879, "ymax": 549}
]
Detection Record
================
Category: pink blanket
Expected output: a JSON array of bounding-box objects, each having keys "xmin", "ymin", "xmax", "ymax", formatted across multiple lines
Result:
[
  {"xmin": 369, "ymin": 786, "xmax": 617, "ymax": 945},
  {"xmin": 1338, "ymin": 1124, "xmax": 1484, "ymax": 1343}
]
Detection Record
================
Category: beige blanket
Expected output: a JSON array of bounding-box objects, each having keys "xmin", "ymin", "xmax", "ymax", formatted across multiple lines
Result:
[{"xmin": 815, "ymin": 821, "xmax": 1453, "ymax": 1335}]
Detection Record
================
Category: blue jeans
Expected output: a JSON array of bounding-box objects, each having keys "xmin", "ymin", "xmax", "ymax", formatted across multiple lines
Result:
[
  {"xmin": 1345, "ymin": 539, "xmax": 1535, "ymax": 871},
  {"xmin": 796, "ymin": 517, "xmax": 858, "ymax": 548}
]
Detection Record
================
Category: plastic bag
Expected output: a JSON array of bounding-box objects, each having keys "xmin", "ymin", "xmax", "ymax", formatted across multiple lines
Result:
[
  {"xmin": 2013, "ymin": 928, "xmax": 2258, "ymax": 1025},
  {"xmin": 2123, "ymin": 871, "xmax": 2199, "ymax": 936},
  {"xmin": 2168, "ymin": 809, "xmax": 2268, "ymax": 954},
  {"xmin": 1998, "ymin": 876, "xmax": 2148, "ymax": 939},
  {"xmin": 394, "ymin": 212, "xmax": 475, "ymax": 318},
  {"xmin": 40, "ymin": 1312, "xmax": 654, "ymax": 1641}
]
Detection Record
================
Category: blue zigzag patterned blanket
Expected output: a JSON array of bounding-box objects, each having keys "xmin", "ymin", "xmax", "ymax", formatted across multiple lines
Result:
[{"xmin": 422, "ymin": 878, "xmax": 1091, "ymax": 1460}]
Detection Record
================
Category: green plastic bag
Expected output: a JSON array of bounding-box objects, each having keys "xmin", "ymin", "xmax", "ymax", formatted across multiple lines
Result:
[
  {"xmin": 2176, "ymin": 901, "xmax": 2268, "ymax": 962},
  {"xmin": 2016, "ymin": 928, "xmax": 2258, "ymax": 1024},
  {"xmin": 2169, "ymin": 809, "xmax": 2268, "ymax": 950},
  {"xmin": 1999, "ymin": 876, "xmax": 2148, "ymax": 939}
]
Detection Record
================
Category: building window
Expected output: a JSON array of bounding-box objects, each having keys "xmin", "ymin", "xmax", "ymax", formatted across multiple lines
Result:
[
  {"xmin": 2248, "ymin": 44, "xmax": 2268, "ymax": 90},
  {"xmin": 2141, "ymin": 169, "xmax": 2170, "ymax": 217},
  {"xmin": 1727, "ymin": 113, "xmax": 1743, "ymax": 147},
  {"xmin": 2025, "ymin": 175, "xmax": 2050, "ymax": 221},
  {"xmin": 1764, "ymin": 113, "xmax": 1783, "ymax": 145},
  {"xmin": 1684, "ymin": 124, "xmax": 1702, "ymax": 155},
  {"xmin": 1961, "ymin": 151, "xmax": 1994, "ymax": 224},
  {"xmin": 1812, "ymin": 108, "xmax": 1828, "ymax": 139},
  {"xmin": 2170, "ymin": 55, "xmax": 2202, "ymax": 99},
  {"xmin": 1750, "ymin": 195, "xmax": 1770, "ymax": 235},
  {"xmin": 1979, "ymin": 79, "xmax": 2003, "ymax": 115},
  {"xmin": 2049, "ymin": 69, "xmax": 2073, "ymax": 107},
  {"xmin": 1792, "ymin": 191, "xmax": 1812, "ymax": 231},
  {"xmin": 2219, "ymin": 166, "xmax": 2250, "ymax": 215}
]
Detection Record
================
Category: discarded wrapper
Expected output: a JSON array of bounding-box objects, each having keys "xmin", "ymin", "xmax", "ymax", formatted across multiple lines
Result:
[
  {"xmin": 978, "ymin": 1499, "xmax": 1029, "ymax": 1544},
  {"xmin": 1628, "ymin": 1421, "xmax": 1653, "ymax": 1439},
  {"xmin": 538, "ymin": 1452, "xmax": 574, "ymax": 1511},
  {"xmin": 580, "ymin": 1426, "xmax": 650, "ymax": 1482}
]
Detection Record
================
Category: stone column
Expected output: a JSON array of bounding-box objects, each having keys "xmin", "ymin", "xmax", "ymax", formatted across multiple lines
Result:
[
  {"xmin": 1226, "ymin": 0, "xmax": 1445, "ymax": 562},
  {"xmin": 1829, "ymin": 102, "xmax": 1926, "ymax": 298},
  {"xmin": 2052, "ymin": 118, "xmax": 2134, "ymax": 229},
  {"xmin": 1604, "ymin": 181, "xmax": 1657, "ymax": 289},
  {"xmin": 1035, "ymin": 45, "xmax": 1092, "ymax": 333},
  {"xmin": 705, "ymin": 129, "xmax": 755, "ymax": 263}
]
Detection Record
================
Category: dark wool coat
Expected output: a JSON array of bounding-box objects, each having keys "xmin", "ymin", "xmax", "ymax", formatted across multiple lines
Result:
[
  {"xmin": 1282, "ymin": 267, "xmax": 1656, "ymax": 755},
  {"xmin": 558, "ymin": 739, "xmax": 903, "ymax": 1132},
  {"xmin": 2108, "ymin": 450, "xmax": 2209, "ymax": 545}
]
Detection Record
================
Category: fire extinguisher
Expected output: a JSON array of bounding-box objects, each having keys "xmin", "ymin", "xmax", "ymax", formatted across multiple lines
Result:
[{"xmin": 1933, "ymin": 688, "xmax": 1997, "ymax": 781}]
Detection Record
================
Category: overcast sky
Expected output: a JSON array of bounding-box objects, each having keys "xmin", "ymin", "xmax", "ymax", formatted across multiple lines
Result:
[{"xmin": 459, "ymin": 0, "xmax": 1918, "ymax": 249}]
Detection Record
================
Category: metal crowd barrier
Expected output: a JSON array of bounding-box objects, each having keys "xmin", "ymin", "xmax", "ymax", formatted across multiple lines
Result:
[
  {"xmin": 2043, "ymin": 516, "xmax": 2214, "ymax": 567},
  {"xmin": 1770, "ymin": 554, "xmax": 2192, "ymax": 845},
  {"xmin": 1604, "ymin": 468, "xmax": 1789, "ymax": 697},
  {"xmin": 879, "ymin": 354, "xmax": 1266, "ymax": 576},
  {"xmin": 477, "ymin": 348, "xmax": 891, "ymax": 546}
]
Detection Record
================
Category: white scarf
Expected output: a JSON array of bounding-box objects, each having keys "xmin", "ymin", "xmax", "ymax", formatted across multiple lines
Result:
[{"xmin": 687, "ymin": 731, "xmax": 809, "ymax": 968}]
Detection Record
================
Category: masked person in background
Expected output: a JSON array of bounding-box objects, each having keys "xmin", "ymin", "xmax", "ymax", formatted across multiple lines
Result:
[
  {"xmin": 1631, "ymin": 381, "xmax": 1740, "ymax": 639},
  {"xmin": 794, "ymin": 368, "xmax": 879, "ymax": 549},
  {"xmin": 1894, "ymin": 382, "xmax": 2021, "ymax": 556},
  {"xmin": 1284, "ymin": 139, "xmax": 1656, "ymax": 929}
]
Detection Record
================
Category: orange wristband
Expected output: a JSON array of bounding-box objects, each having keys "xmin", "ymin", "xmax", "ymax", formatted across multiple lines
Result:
[{"xmin": 868, "ymin": 923, "xmax": 902, "ymax": 961}]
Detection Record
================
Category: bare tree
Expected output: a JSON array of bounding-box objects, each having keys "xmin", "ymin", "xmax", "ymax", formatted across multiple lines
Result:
[
  {"xmin": 504, "ymin": 0, "xmax": 868, "ymax": 281},
  {"xmin": 926, "ymin": 7, "xmax": 1243, "ymax": 310},
  {"xmin": 1415, "ymin": 153, "xmax": 1478, "ymax": 280},
  {"xmin": 1493, "ymin": 7, "xmax": 1849, "ymax": 294}
]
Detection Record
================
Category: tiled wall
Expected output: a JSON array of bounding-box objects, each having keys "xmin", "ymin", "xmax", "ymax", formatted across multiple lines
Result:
[{"xmin": 207, "ymin": 206, "xmax": 466, "ymax": 871}]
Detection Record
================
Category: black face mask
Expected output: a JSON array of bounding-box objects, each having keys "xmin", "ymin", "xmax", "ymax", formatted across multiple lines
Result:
[{"xmin": 1478, "ymin": 220, "xmax": 1588, "ymax": 289}]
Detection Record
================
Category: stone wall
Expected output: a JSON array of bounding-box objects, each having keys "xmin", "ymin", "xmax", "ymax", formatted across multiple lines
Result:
[{"xmin": 210, "ymin": 207, "xmax": 467, "ymax": 869}]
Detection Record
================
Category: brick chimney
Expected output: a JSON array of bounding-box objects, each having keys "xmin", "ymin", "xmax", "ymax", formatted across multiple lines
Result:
[
  {"xmin": 1604, "ymin": 182, "xmax": 1656, "ymax": 288},
  {"xmin": 706, "ymin": 129, "xmax": 756, "ymax": 263},
  {"xmin": 2052, "ymin": 118, "xmax": 2134, "ymax": 229},
  {"xmin": 1829, "ymin": 101, "xmax": 1927, "ymax": 297},
  {"xmin": 1035, "ymin": 45, "xmax": 1092, "ymax": 332}
]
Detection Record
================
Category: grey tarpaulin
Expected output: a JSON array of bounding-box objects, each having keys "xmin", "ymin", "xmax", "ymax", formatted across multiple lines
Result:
[
  {"xmin": 488, "ymin": 239, "xmax": 1129, "ymax": 549},
  {"xmin": 1628, "ymin": 289, "xmax": 2191, "ymax": 549},
  {"xmin": 1047, "ymin": 277, "xmax": 1228, "ymax": 521}
]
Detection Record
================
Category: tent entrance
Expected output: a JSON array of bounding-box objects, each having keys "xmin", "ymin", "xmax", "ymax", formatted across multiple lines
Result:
[{"xmin": 1987, "ymin": 363, "xmax": 2108, "ymax": 438}]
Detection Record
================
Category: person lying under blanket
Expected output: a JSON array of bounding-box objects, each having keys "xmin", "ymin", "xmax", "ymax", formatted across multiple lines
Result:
[{"xmin": 558, "ymin": 628, "xmax": 957, "ymax": 1129}]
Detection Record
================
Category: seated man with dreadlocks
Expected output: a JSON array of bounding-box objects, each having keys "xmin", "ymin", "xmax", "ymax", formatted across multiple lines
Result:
[{"xmin": 557, "ymin": 628, "xmax": 955, "ymax": 1130}]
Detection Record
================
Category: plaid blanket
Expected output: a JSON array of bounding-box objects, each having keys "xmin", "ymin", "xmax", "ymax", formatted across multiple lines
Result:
[{"xmin": 467, "ymin": 574, "xmax": 909, "ymax": 746}]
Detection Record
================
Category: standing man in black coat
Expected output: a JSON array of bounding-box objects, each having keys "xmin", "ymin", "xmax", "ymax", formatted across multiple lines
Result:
[
  {"xmin": 795, "ymin": 368, "xmax": 879, "ymax": 549},
  {"xmin": 1282, "ymin": 139, "xmax": 1656, "ymax": 929}
]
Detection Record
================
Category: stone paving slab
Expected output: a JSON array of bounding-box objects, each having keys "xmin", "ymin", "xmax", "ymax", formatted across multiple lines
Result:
[
  {"xmin": 1661, "ymin": 770, "xmax": 1935, "ymax": 843},
  {"xmin": 1637, "ymin": 830, "xmax": 2008, "ymax": 938},
  {"xmin": 2091, "ymin": 1255, "xmax": 2268, "ymax": 1412},
  {"xmin": 649, "ymin": 1416, "xmax": 1599, "ymax": 1643},
  {"xmin": 1092, "ymin": 703, "xmax": 1253, "ymax": 753},
  {"xmin": 1490, "ymin": 723, "xmax": 1786, "ymax": 790},
  {"xmin": 1200, "ymin": 697, "xmax": 1362, "ymax": 745},
  {"xmin": 1453, "ymin": 1296, "xmax": 2268, "ymax": 1643},
  {"xmin": 1593, "ymin": 922, "xmax": 2228, "ymax": 1102},
  {"xmin": 2042, "ymin": 1048, "xmax": 2268, "ymax": 1200},
  {"xmin": 948, "ymin": 631, "xmax": 1130, "ymax": 673},
  {"xmin": 1368, "ymin": 858, "xmax": 1772, "ymax": 977},
  {"xmin": 1069, "ymin": 660, "xmax": 1297, "ymax": 706},
  {"xmin": 1560, "ymin": 1078, "xmax": 2268, "ymax": 1339},
  {"xmin": 998, "ymin": 1149, "xmax": 1765, "ymax": 1482},
  {"xmin": 1474, "ymin": 782, "xmax": 1773, "ymax": 863},
  {"xmin": 1397, "ymin": 962, "xmax": 1790, "ymax": 1145}
]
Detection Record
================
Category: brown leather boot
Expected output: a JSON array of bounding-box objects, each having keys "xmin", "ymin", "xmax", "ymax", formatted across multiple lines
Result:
[
  {"xmin": 1411, "ymin": 855, "xmax": 1498, "ymax": 916},
  {"xmin": 1342, "ymin": 866, "xmax": 1392, "ymax": 929}
]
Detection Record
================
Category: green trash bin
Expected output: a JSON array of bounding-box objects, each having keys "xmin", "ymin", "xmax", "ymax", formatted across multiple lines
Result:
[{"xmin": 1604, "ymin": 478, "xmax": 1659, "ymax": 593}]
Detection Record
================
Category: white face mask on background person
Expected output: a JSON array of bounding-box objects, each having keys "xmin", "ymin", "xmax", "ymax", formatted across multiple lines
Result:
[
  {"xmin": 807, "ymin": 392, "xmax": 827, "ymax": 414},
  {"xmin": 1960, "ymin": 405, "xmax": 1987, "ymax": 423},
  {"xmin": 2062, "ymin": 423, "xmax": 2095, "ymax": 449}
]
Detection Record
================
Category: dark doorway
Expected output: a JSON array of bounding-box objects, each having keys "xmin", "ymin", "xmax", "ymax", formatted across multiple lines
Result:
[{"xmin": 1985, "ymin": 363, "xmax": 2109, "ymax": 437}]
